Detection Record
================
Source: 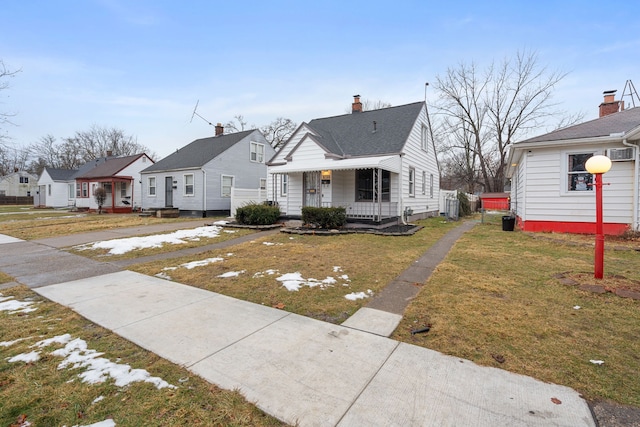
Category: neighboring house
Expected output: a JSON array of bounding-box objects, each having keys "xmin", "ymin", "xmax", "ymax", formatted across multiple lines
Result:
[
  {"xmin": 34, "ymin": 168, "xmax": 77, "ymax": 207},
  {"xmin": 0, "ymin": 170, "xmax": 38, "ymax": 197},
  {"xmin": 140, "ymin": 125, "xmax": 274, "ymax": 216},
  {"xmin": 266, "ymin": 96, "xmax": 440, "ymax": 223},
  {"xmin": 75, "ymin": 153, "xmax": 154, "ymax": 213},
  {"xmin": 507, "ymin": 91, "xmax": 640, "ymax": 234}
]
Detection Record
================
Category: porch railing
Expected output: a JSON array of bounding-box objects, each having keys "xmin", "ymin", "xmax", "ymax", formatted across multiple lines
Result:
[{"xmin": 321, "ymin": 202, "xmax": 398, "ymax": 221}]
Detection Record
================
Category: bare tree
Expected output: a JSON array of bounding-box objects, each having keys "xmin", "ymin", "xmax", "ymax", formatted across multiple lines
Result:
[
  {"xmin": 0, "ymin": 60, "xmax": 21, "ymax": 148},
  {"xmin": 434, "ymin": 50, "xmax": 575, "ymax": 192},
  {"xmin": 65, "ymin": 125, "xmax": 153, "ymax": 159},
  {"xmin": 224, "ymin": 115, "xmax": 251, "ymax": 133},
  {"xmin": 261, "ymin": 117, "xmax": 297, "ymax": 149},
  {"xmin": 0, "ymin": 145, "xmax": 29, "ymax": 176},
  {"xmin": 28, "ymin": 126, "xmax": 154, "ymax": 172}
]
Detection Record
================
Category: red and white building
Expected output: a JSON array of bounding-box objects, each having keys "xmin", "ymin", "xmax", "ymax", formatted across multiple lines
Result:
[{"xmin": 507, "ymin": 91, "xmax": 640, "ymax": 235}]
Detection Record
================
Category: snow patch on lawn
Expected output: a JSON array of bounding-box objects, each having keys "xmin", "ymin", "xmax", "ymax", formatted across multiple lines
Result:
[
  {"xmin": 276, "ymin": 272, "xmax": 339, "ymax": 291},
  {"xmin": 7, "ymin": 333, "xmax": 175, "ymax": 389},
  {"xmin": 0, "ymin": 294, "xmax": 39, "ymax": 314},
  {"xmin": 344, "ymin": 290, "xmax": 374, "ymax": 301},
  {"xmin": 217, "ymin": 270, "xmax": 245, "ymax": 278},
  {"xmin": 73, "ymin": 226, "xmax": 224, "ymax": 255}
]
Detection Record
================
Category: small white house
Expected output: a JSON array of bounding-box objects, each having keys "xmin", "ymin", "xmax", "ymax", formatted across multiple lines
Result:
[
  {"xmin": 140, "ymin": 125, "xmax": 275, "ymax": 216},
  {"xmin": 0, "ymin": 170, "xmax": 38, "ymax": 197},
  {"xmin": 35, "ymin": 168, "xmax": 77, "ymax": 207},
  {"xmin": 266, "ymin": 97, "xmax": 440, "ymax": 223},
  {"xmin": 507, "ymin": 91, "xmax": 640, "ymax": 235}
]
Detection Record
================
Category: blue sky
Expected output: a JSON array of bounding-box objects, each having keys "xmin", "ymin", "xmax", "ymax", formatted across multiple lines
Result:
[{"xmin": 2, "ymin": 0, "xmax": 639, "ymax": 158}]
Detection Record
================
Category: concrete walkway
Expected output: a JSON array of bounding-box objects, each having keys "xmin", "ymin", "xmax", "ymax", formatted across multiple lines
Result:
[
  {"xmin": 343, "ymin": 221, "xmax": 477, "ymax": 336},
  {"xmin": 0, "ymin": 222, "xmax": 597, "ymax": 426}
]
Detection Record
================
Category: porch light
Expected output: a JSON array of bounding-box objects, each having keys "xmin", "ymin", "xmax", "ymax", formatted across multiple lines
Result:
[{"xmin": 585, "ymin": 155, "xmax": 612, "ymax": 279}]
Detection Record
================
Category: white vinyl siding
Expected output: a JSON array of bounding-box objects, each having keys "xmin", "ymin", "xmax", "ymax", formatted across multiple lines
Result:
[{"xmin": 517, "ymin": 146, "xmax": 634, "ymax": 225}]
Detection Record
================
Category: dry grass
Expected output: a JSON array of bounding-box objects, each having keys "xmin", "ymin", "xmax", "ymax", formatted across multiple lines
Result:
[
  {"xmin": 392, "ymin": 223, "xmax": 640, "ymax": 406},
  {"xmin": 131, "ymin": 218, "xmax": 460, "ymax": 323},
  {"xmin": 0, "ymin": 271, "xmax": 14, "ymax": 284},
  {"xmin": 0, "ymin": 285, "xmax": 288, "ymax": 426},
  {"xmin": 0, "ymin": 208, "xmax": 204, "ymax": 240}
]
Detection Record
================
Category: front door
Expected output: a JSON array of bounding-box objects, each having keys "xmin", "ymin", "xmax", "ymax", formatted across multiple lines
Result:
[
  {"xmin": 165, "ymin": 176, "xmax": 173, "ymax": 207},
  {"xmin": 303, "ymin": 171, "xmax": 321, "ymax": 207}
]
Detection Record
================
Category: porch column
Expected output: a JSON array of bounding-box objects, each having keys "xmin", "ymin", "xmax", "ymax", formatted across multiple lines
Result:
[
  {"xmin": 111, "ymin": 179, "xmax": 116, "ymax": 212},
  {"xmin": 377, "ymin": 168, "xmax": 382, "ymax": 221}
]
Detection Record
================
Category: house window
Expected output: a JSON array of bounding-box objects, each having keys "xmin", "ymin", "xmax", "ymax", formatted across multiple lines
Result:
[
  {"xmin": 409, "ymin": 167, "xmax": 415, "ymax": 197},
  {"xmin": 68, "ymin": 184, "xmax": 74, "ymax": 199},
  {"xmin": 19, "ymin": 176, "xmax": 29, "ymax": 184},
  {"xmin": 120, "ymin": 182, "xmax": 127, "ymax": 198},
  {"xmin": 76, "ymin": 183, "xmax": 81, "ymax": 197},
  {"xmin": 48, "ymin": 185, "xmax": 51, "ymax": 196},
  {"xmin": 421, "ymin": 124, "xmax": 429, "ymax": 152},
  {"xmin": 281, "ymin": 174, "xmax": 288, "ymax": 196},
  {"xmin": 148, "ymin": 177, "xmax": 156, "ymax": 196},
  {"xmin": 250, "ymin": 142, "xmax": 265, "ymax": 163},
  {"xmin": 430, "ymin": 174, "xmax": 434, "ymax": 198},
  {"xmin": 222, "ymin": 175, "xmax": 234, "ymax": 198},
  {"xmin": 422, "ymin": 171, "xmax": 426, "ymax": 195},
  {"xmin": 260, "ymin": 178, "xmax": 267, "ymax": 190},
  {"xmin": 356, "ymin": 169, "xmax": 390, "ymax": 202},
  {"xmin": 82, "ymin": 182, "xmax": 88, "ymax": 198},
  {"xmin": 567, "ymin": 153, "xmax": 594, "ymax": 192},
  {"xmin": 184, "ymin": 174, "xmax": 194, "ymax": 196}
]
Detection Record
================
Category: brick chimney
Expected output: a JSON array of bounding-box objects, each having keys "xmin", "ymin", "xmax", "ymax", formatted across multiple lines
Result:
[
  {"xmin": 106, "ymin": 150, "xmax": 113, "ymax": 157},
  {"xmin": 352, "ymin": 95, "xmax": 363, "ymax": 113},
  {"xmin": 599, "ymin": 90, "xmax": 624, "ymax": 117},
  {"xmin": 215, "ymin": 122, "xmax": 224, "ymax": 136}
]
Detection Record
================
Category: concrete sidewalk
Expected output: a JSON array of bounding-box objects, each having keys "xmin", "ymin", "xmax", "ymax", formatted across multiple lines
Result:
[
  {"xmin": 35, "ymin": 270, "xmax": 595, "ymax": 427},
  {"xmin": 0, "ymin": 222, "xmax": 599, "ymax": 425}
]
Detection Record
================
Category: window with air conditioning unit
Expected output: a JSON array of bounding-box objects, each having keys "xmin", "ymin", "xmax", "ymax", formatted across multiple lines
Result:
[{"xmin": 607, "ymin": 147, "xmax": 634, "ymax": 161}]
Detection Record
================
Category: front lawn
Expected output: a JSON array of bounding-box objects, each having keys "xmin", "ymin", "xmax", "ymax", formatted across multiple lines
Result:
[{"xmin": 393, "ymin": 224, "xmax": 640, "ymax": 407}]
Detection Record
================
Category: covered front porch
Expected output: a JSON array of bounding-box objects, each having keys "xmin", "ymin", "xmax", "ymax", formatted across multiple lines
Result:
[
  {"xmin": 268, "ymin": 155, "xmax": 403, "ymax": 223},
  {"xmin": 77, "ymin": 176, "xmax": 135, "ymax": 213}
]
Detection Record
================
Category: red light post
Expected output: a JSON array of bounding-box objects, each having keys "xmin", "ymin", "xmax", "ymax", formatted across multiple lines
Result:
[{"xmin": 585, "ymin": 155, "xmax": 612, "ymax": 279}]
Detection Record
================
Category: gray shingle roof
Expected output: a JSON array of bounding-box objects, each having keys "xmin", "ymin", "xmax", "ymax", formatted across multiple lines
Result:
[
  {"xmin": 520, "ymin": 107, "xmax": 640, "ymax": 143},
  {"xmin": 142, "ymin": 130, "xmax": 256, "ymax": 173},
  {"xmin": 77, "ymin": 154, "xmax": 147, "ymax": 179},
  {"xmin": 45, "ymin": 168, "xmax": 78, "ymax": 181},
  {"xmin": 305, "ymin": 102, "xmax": 424, "ymax": 156}
]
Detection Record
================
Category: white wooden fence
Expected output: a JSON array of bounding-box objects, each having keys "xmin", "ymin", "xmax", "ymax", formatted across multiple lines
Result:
[{"xmin": 230, "ymin": 188, "xmax": 267, "ymax": 217}]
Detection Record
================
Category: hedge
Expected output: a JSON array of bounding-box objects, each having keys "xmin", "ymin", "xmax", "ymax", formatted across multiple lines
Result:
[
  {"xmin": 235, "ymin": 203, "xmax": 281, "ymax": 225},
  {"xmin": 301, "ymin": 206, "xmax": 346, "ymax": 229}
]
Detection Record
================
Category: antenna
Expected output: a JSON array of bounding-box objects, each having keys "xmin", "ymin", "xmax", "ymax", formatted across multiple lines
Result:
[
  {"xmin": 190, "ymin": 100, "xmax": 213, "ymax": 126},
  {"xmin": 621, "ymin": 80, "xmax": 640, "ymax": 108}
]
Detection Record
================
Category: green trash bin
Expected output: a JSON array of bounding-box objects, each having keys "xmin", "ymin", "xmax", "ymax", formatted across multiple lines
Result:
[{"xmin": 502, "ymin": 216, "xmax": 515, "ymax": 231}]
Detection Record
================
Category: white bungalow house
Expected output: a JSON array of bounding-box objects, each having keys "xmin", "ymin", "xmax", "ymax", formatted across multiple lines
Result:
[
  {"xmin": 507, "ymin": 91, "xmax": 640, "ymax": 235},
  {"xmin": 266, "ymin": 97, "xmax": 440, "ymax": 223},
  {"xmin": 74, "ymin": 153, "xmax": 153, "ymax": 213},
  {"xmin": 140, "ymin": 125, "xmax": 275, "ymax": 216},
  {"xmin": 0, "ymin": 170, "xmax": 38, "ymax": 197},
  {"xmin": 35, "ymin": 168, "xmax": 77, "ymax": 207}
]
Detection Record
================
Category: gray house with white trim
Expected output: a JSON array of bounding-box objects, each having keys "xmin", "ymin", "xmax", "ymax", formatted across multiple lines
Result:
[{"xmin": 140, "ymin": 126, "xmax": 275, "ymax": 216}]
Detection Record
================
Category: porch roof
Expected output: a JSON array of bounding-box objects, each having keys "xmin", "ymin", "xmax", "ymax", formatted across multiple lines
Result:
[{"xmin": 269, "ymin": 155, "xmax": 401, "ymax": 174}]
